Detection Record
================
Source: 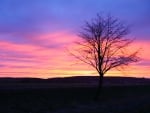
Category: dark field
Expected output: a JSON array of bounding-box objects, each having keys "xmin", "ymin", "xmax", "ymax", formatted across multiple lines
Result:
[
  {"xmin": 0, "ymin": 85, "xmax": 150, "ymax": 113},
  {"xmin": 0, "ymin": 77, "xmax": 150, "ymax": 113}
]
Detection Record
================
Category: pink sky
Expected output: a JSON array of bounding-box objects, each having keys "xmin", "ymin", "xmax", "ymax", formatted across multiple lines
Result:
[
  {"xmin": 0, "ymin": 31, "xmax": 149, "ymax": 78},
  {"xmin": 0, "ymin": 0, "xmax": 150, "ymax": 78}
]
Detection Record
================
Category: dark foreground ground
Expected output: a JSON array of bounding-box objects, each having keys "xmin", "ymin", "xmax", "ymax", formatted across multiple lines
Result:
[{"xmin": 0, "ymin": 85, "xmax": 150, "ymax": 113}]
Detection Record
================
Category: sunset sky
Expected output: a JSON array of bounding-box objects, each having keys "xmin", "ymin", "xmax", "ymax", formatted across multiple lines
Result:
[{"xmin": 0, "ymin": 0, "xmax": 150, "ymax": 78}]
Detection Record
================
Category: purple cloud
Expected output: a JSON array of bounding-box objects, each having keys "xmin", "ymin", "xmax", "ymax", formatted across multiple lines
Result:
[{"xmin": 0, "ymin": 0, "xmax": 149, "ymax": 78}]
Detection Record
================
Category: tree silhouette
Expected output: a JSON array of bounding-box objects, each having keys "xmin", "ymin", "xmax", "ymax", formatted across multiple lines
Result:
[{"xmin": 72, "ymin": 14, "xmax": 139, "ymax": 99}]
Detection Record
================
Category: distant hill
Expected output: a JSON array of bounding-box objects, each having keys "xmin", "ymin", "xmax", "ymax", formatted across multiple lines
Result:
[
  {"xmin": 0, "ymin": 76, "xmax": 150, "ymax": 89},
  {"xmin": 0, "ymin": 76, "xmax": 150, "ymax": 84}
]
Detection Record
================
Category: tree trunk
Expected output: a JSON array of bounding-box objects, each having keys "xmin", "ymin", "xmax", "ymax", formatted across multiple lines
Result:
[{"xmin": 94, "ymin": 73, "xmax": 104, "ymax": 100}]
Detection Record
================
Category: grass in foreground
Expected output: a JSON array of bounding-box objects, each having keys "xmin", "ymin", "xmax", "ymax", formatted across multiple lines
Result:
[{"xmin": 0, "ymin": 85, "xmax": 150, "ymax": 113}]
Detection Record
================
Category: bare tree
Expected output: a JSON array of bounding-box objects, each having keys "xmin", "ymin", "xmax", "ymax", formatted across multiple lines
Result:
[{"xmin": 72, "ymin": 14, "xmax": 139, "ymax": 99}]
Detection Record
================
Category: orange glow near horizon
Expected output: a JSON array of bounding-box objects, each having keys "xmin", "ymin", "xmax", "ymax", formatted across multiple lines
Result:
[{"xmin": 0, "ymin": 32, "xmax": 150, "ymax": 78}]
